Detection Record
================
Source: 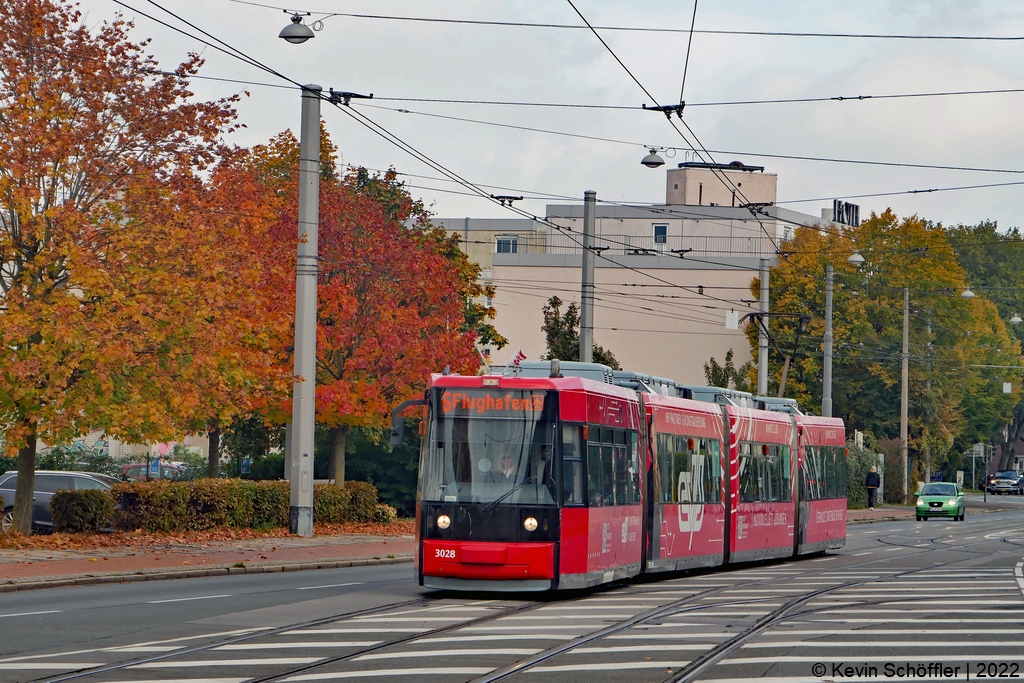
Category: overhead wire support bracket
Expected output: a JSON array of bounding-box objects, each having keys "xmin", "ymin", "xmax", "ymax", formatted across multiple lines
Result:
[
  {"xmin": 642, "ymin": 102, "xmax": 685, "ymax": 119},
  {"xmin": 670, "ymin": 248, "xmax": 693, "ymax": 258},
  {"xmin": 328, "ymin": 89, "xmax": 374, "ymax": 105},
  {"xmin": 490, "ymin": 195, "xmax": 523, "ymax": 206}
]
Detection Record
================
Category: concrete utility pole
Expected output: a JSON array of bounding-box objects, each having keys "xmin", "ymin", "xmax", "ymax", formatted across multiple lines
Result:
[
  {"xmin": 758, "ymin": 258, "xmax": 770, "ymax": 396},
  {"xmin": 822, "ymin": 265, "xmax": 834, "ymax": 417},
  {"xmin": 579, "ymin": 190, "xmax": 596, "ymax": 364},
  {"xmin": 289, "ymin": 85, "xmax": 321, "ymax": 537},
  {"xmin": 900, "ymin": 287, "xmax": 909, "ymax": 503},
  {"xmin": 925, "ymin": 310, "xmax": 932, "ymax": 483}
]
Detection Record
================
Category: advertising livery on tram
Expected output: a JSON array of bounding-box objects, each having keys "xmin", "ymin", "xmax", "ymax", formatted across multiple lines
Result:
[{"xmin": 398, "ymin": 360, "xmax": 847, "ymax": 592}]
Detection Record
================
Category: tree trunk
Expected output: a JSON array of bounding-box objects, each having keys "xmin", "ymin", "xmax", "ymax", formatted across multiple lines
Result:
[
  {"xmin": 208, "ymin": 425, "xmax": 221, "ymax": 479},
  {"xmin": 13, "ymin": 420, "xmax": 37, "ymax": 536},
  {"xmin": 329, "ymin": 426, "xmax": 348, "ymax": 486}
]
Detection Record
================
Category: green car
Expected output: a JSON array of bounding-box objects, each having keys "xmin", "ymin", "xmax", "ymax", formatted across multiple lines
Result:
[{"xmin": 916, "ymin": 482, "xmax": 965, "ymax": 521}]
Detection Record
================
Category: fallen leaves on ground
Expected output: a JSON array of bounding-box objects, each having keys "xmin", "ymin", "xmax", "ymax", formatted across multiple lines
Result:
[{"xmin": 0, "ymin": 518, "xmax": 415, "ymax": 551}]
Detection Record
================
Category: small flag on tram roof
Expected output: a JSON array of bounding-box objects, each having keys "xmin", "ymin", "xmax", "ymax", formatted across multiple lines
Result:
[{"xmin": 510, "ymin": 348, "xmax": 527, "ymax": 367}]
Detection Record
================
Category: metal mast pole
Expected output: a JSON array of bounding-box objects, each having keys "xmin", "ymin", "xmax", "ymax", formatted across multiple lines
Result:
[
  {"xmin": 900, "ymin": 286, "xmax": 909, "ymax": 503},
  {"xmin": 822, "ymin": 265, "xmax": 834, "ymax": 417},
  {"xmin": 289, "ymin": 84, "xmax": 321, "ymax": 537},
  {"xmin": 758, "ymin": 258, "xmax": 770, "ymax": 395},
  {"xmin": 579, "ymin": 190, "xmax": 596, "ymax": 364},
  {"xmin": 925, "ymin": 310, "xmax": 932, "ymax": 483}
]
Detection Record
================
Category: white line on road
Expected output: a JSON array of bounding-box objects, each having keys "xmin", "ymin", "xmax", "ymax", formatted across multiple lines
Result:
[
  {"xmin": 133, "ymin": 658, "xmax": 321, "ymax": 669},
  {"xmin": 530, "ymin": 661, "xmax": 692, "ymax": 673},
  {"xmin": 722, "ymin": 654, "xmax": 1024, "ymax": 664},
  {"xmin": 354, "ymin": 648, "xmax": 539, "ymax": 661},
  {"xmin": 214, "ymin": 642, "xmax": 380, "ymax": 650},
  {"xmin": 743, "ymin": 640, "xmax": 1024, "ymax": 648},
  {"xmin": 0, "ymin": 663, "xmax": 103, "ymax": 670},
  {"xmin": 852, "ymin": 552, "xmax": 873, "ymax": 556},
  {"xmin": 0, "ymin": 610, "xmax": 61, "ymax": 618},
  {"xmin": 295, "ymin": 629, "xmax": 425, "ymax": 634},
  {"xmin": 285, "ymin": 669, "xmax": 493, "ymax": 681},
  {"xmin": 95, "ymin": 680, "xmax": 248, "ymax": 683},
  {"xmin": 295, "ymin": 582, "xmax": 363, "ymax": 590},
  {"xmin": 147, "ymin": 594, "xmax": 232, "ymax": 604},
  {"xmin": 415, "ymin": 635, "xmax": 572, "ymax": 644}
]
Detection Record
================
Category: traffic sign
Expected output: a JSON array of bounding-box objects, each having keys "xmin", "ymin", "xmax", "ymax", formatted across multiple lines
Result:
[
  {"xmin": 149, "ymin": 457, "xmax": 160, "ymax": 478},
  {"xmin": 241, "ymin": 457, "xmax": 251, "ymax": 475}
]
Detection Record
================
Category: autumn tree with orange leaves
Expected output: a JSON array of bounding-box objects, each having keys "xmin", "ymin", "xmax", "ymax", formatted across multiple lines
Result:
[
  {"xmin": 245, "ymin": 131, "xmax": 500, "ymax": 483},
  {"xmin": 0, "ymin": 0, "xmax": 287, "ymax": 533}
]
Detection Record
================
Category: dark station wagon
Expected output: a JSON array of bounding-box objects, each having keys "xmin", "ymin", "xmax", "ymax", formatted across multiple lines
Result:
[{"xmin": 0, "ymin": 470, "xmax": 118, "ymax": 534}]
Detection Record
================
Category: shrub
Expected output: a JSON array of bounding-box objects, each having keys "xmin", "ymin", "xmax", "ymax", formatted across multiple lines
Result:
[
  {"xmin": 107, "ymin": 478, "xmax": 381, "ymax": 532},
  {"xmin": 314, "ymin": 483, "xmax": 350, "ymax": 523},
  {"xmin": 346, "ymin": 480, "xmax": 378, "ymax": 522},
  {"xmin": 372, "ymin": 503, "xmax": 398, "ymax": 525},
  {"xmin": 186, "ymin": 479, "xmax": 256, "ymax": 530},
  {"xmin": 50, "ymin": 489, "xmax": 115, "ymax": 533},
  {"xmin": 112, "ymin": 480, "xmax": 189, "ymax": 532},
  {"xmin": 252, "ymin": 480, "xmax": 290, "ymax": 528}
]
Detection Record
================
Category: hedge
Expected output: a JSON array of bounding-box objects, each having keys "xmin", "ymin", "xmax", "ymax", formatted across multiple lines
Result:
[
  {"xmin": 49, "ymin": 489, "xmax": 115, "ymax": 533},
  {"xmin": 67, "ymin": 478, "xmax": 386, "ymax": 533}
]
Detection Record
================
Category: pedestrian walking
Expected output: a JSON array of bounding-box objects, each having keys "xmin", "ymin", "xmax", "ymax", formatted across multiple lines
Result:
[{"xmin": 866, "ymin": 466, "xmax": 880, "ymax": 510}]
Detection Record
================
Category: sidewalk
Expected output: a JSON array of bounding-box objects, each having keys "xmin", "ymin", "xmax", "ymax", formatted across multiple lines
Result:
[{"xmin": 0, "ymin": 533, "xmax": 415, "ymax": 593}]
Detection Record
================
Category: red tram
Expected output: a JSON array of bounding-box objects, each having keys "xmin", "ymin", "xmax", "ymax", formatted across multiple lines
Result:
[{"xmin": 401, "ymin": 360, "xmax": 847, "ymax": 592}]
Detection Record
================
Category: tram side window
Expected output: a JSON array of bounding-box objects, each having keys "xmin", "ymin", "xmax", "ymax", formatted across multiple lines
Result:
[
  {"xmin": 586, "ymin": 426, "xmax": 640, "ymax": 506},
  {"xmin": 655, "ymin": 433, "xmax": 721, "ymax": 504},
  {"xmin": 738, "ymin": 442, "xmax": 791, "ymax": 503},
  {"xmin": 561, "ymin": 424, "xmax": 584, "ymax": 505},
  {"xmin": 801, "ymin": 446, "xmax": 847, "ymax": 500}
]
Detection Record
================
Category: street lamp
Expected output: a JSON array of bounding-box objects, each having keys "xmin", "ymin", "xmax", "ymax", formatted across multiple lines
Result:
[
  {"xmin": 847, "ymin": 251, "xmax": 865, "ymax": 265},
  {"xmin": 279, "ymin": 22, "xmax": 320, "ymax": 537},
  {"xmin": 641, "ymin": 148, "xmax": 665, "ymax": 169},
  {"xmin": 961, "ymin": 288, "xmax": 976, "ymax": 299},
  {"xmin": 280, "ymin": 13, "xmax": 315, "ymax": 44},
  {"xmin": 1010, "ymin": 314, "xmax": 1021, "ymax": 325}
]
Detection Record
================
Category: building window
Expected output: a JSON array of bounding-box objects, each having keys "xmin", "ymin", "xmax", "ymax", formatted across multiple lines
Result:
[
  {"xmin": 653, "ymin": 224, "xmax": 668, "ymax": 244},
  {"xmin": 496, "ymin": 235, "xmax": 518, "ymax": 253}
]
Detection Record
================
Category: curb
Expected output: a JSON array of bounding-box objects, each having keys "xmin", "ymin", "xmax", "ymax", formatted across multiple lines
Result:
[{"xmin": 0, "ymin": 554, "xmax": 414, "ymax": 593}]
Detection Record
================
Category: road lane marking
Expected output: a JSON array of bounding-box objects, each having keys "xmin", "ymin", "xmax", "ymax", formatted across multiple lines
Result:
[
  {"xmin": 147, "ymin": 594, "xmax": 232, "ymax": 604},
  {"xmin": 214, "ymin": 642, "xmax": 380, "ymax": 650},
  {"xmin": 285, "ymin": 669, "xmax": 493, "ymax": 681},
  {"xmin": 852, "ymin": 551, "xmax": 873, "ymax": 556},
  {"xmin": 415, "ymin": 635, "xmax": 572, "ymax": 644},
  {"xmin": 94, "ymin": 680, "xmax": 248, "ymax": 683},
  {"xmin": 722, "ymin": 655, "xmax": 1024, "ymax": 664},
  {"xmin": 0, "ymin": 628, "xmax": 270, "ymax": 663},
  {"xmin": 0, "ymin": 663, "xmax": 104, "ymax": 670},
  {"xmin": 0, "ymin": 610, "xmax": 61, "ymax": 618},
  {"xmin": 354, "ymin": 648, "xmax": 540, "ymax": 661},
  {"xmin": 133, "ymin": 658, "xmax": 321, "ymax": 668},
  {"xmin": 295, "ymin": 582, "xmax": 363, "ymax": 590},
  {"xmin": 743, "ymin": 640, "xmax": 1024, "ymax": 648},
  {"xmin": 530, "ymin": 661, "xmax": 692, "ymax": 672},
  {"xmin": 295, "ymin": 629, "xmax": 425, "ymax": 634},
  {"xmin": 574, "ymin": 644, "xmax": 713, "ymax": 653}
]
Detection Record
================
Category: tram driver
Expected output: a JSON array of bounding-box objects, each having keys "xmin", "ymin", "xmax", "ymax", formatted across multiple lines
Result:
[{"xmin": 485, "ymin": 446, "xmax": 519, "ymax": 486}]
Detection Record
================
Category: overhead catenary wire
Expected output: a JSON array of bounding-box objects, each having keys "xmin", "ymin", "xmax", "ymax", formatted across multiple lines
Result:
[
  {"xmin": 354, "ymin": 101, "xmax": 1024, "ymax": 176},
  {"xmin": 223, "ymin": 1, "xmax": 1024, "ymax": 42}
]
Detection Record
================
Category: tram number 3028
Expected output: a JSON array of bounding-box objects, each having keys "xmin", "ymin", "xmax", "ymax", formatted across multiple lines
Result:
[{"xmin": 434, "ymin": 548, "xmax": 456, "ymax": 559}]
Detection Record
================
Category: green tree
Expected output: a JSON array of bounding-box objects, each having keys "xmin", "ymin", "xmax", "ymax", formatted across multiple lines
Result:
[
  {"xmin": 703, "ymin": 349, "xmax": 751, "ymax": 391},
  {"xmin": 753, "ymin": 211, "xmax": 1021, "ymax": 486},
  {"xmin": 947, "ymin": 221, "xmax": 1024, "ymax": 470},
  {"xmin": 540, "ymin": 296, "xmax": 620, "ymax": 369}
]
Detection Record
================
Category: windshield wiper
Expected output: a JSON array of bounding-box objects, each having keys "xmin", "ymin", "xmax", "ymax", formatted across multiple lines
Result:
[{"xmin": 483, "ymin": 476, "xmax": 534, "ymax": 513}]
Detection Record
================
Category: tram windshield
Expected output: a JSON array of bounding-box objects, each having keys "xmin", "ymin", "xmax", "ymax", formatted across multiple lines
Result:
[{"xmin": 421, "ymin": 388, "xmax": 558, "ymax": 505}]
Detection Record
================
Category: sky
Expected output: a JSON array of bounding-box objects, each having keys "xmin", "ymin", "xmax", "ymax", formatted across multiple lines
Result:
[{"xmin": 76, "ymin": 0, "xmax": 1024, "ymax": 229}]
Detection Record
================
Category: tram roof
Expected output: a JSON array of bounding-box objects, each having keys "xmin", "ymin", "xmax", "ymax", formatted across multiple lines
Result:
[{"xmin": 428, "ymin": 372, "xmax": 639, "ymax": 401}]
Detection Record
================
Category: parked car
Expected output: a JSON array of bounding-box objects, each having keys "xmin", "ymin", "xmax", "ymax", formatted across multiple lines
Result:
[
  {"xmin": 916, "ymin": 482, "xmax": 965, "ymax": 521},
  {"xmin": 0, "ymin": 471, "xmax": 118, "ymax": 534},
  {"xmin": 986, "ymin": 470, "xmax": 1022, "ymax": 495},
  {"xmin": 122, "ymin": 462, "xmax": 186, "ymax": 481}
]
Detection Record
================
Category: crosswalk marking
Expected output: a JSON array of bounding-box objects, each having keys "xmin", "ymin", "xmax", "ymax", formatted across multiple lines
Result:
[
  {"xmin": 285, "ymin": 667, "xmax": 495, "ymax": 680},
  {"xmin": 352, "ymin": 648, "xmax": 540, "ymax": 661},
  {"xmin": 213, "ymin": 642, "xmax": 380, "ymax": 650},
  {"xmin": 132, "ymin": 658, "xmax": 322, "ymax": 668}
]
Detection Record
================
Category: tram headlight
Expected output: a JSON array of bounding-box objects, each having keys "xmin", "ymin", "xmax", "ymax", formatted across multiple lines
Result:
[
  {"xmin": 436, "ymin": 514, "xmax": 451, "ymax": 529},
  {"xmin": 523, "ymin": 516, "xmax": 538, "ymax": 531}
]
